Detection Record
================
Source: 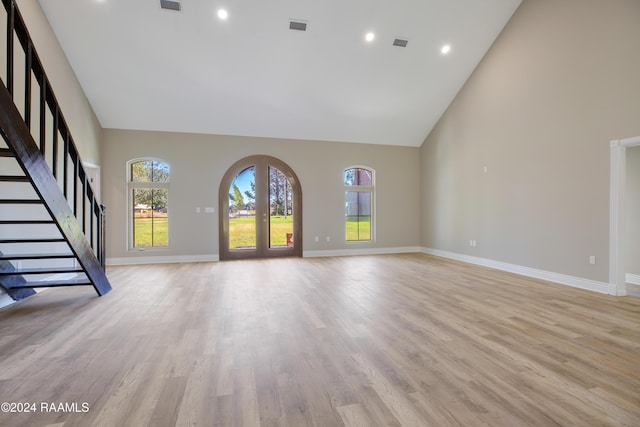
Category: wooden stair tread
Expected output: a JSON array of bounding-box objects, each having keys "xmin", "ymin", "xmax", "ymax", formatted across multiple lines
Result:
[
  {"xmin": 0, "ymin": 238, "xmax": 66, "ymax": 243},
  {"xmin": 0, "ymin": 220, "xmax": 55, "ymax": 225},
  {"xmin": 0, "ymin": 253, "xmax": 75, "ymax": 260},
  {"xmin": 0, "ymin": 199, "xmax": 43, "ymax": 204},
  {"xmin": 0, "ymin": 148, "xmax": 13, "ymax": 157},
  {"xmin": 0, "ymin": 175, "xmax": 29, "ymax": 182},
  {"xmin": 0, "ymin": 266, "xmax": 84, "ymax": 275},
  {"xmin": 10, "ymin": 278, "xmax": 93, "ymax": 289}
]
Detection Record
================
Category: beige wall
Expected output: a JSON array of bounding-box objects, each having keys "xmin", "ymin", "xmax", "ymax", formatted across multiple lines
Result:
[
  {"xmin": 627, "ymin": 147, "xmax": 640, "ymax": 276},
  {"xmin": 102, "ymin": 130, "xmax": 420, "ymax": 261},
  {"xmin": 15, "ymin": 0, "xmax": 102, "ymax": 164},
  {"xmin": 420, "ymin": 0, "xmax": 640, "ymax": 282}
]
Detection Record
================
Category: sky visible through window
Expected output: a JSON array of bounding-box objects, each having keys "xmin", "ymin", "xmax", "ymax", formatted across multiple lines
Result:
[{"xmin": 234, "ymin": 167, "xmax": 255, "ymax": 196}]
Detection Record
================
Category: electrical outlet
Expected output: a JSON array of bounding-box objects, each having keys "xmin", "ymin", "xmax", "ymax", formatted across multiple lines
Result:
[
  {"xmin": 589, "ymin": 255, "xmax": 596, "ymax": 265},
  {"xmin": 314, "ymin": 236, "xmax": 319, "ymax": 242},
  {"xmin": 326, "ymin": 236, "xmax": 331, "ymax": 242}
]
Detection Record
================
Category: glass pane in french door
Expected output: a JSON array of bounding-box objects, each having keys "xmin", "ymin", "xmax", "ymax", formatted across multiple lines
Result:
[
  {"xmin": 269, "ymin": 167, "xmax": 294, "ymax": 248},
  {"xmin": 229, "ymin": 166, "xmax": 256, "ymax": 250}
]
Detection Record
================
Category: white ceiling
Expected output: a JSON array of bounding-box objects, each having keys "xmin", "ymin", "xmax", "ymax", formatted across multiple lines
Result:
[{"xmin": 38, "ymin": 0, "xmax": 521, "ymax": 147}]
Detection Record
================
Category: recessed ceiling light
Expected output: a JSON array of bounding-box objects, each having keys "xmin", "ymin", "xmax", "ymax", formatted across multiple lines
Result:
[
  {"xmin": 217, "ymin": 9, "xmax": 228, "ymax": 20},
  {"xmin": 441, "ymin": 44, "xmax": 451, "ymax": 54},
  {"xmin": 365, "ymin": 32, "xmax": 375, "ymax": 42}
]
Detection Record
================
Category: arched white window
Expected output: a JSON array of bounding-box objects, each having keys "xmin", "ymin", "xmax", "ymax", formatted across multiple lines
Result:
[
  {"xmin": 127, "ymin": 159, "xmax": 170, "ymax": 250},
  {"xmin": 344, "ymin": 166, "xmax": 374, "ymax": 242}
]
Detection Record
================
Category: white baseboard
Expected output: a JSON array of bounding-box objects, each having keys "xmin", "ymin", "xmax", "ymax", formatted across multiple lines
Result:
[
  {"xmin": 107, "ymin": 254, "xmax": 219, "ymax": 266},
  {"xmin": 108, "ymin": 247, "xmax": 419, "ymax": 264},
  {"xmin": 626, "ymin": 273, "xmax": 640, "ymax": 286},
  {"xmin": 420, "ymin": 247, "xmax": 610, "ymax": 294},
  {"xmin": 303, "ymin": 246, "xmax": 421, "ymax": 258},
  {"xmin": 107, "ymin": 246, "xmax": 420, "ymax": 265},
  {"xmin": 107, "ymin": 247, "xmax": 419, "ymax": 265}
]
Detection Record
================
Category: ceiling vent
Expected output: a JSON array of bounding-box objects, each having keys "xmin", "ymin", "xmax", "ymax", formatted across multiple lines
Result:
[
  {"xmin": 160, "ymin": 0, "xmax": 181, "ymax": 11},
  {"xmin": 289, "ymin": 20, "xmax": 307, "ymax": 31},
  {"xmin": 393, "ymin": 38, "xmax": 409, "ymax": 47}
]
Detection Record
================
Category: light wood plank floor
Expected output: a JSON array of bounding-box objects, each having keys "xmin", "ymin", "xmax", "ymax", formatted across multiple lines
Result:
[{"xmin": 0, "ymin": 253, "xmax": 639, "ymax": 427}]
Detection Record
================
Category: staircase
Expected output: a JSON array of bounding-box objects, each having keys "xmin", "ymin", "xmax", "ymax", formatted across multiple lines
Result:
[{"xmin": 0, "ymin": 0, "xmax": 111, "ymax": 301}]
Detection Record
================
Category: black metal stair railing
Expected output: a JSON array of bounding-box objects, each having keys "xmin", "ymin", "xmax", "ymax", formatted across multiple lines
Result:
[{"xmin": 0, "ymin": 0, "xmax": 110, "ymax": 296}]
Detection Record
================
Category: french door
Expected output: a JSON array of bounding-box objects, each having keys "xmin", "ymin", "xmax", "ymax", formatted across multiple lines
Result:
[{"xmin": 219, "ymin": 155, "xmax": 302, "ymax": 260}]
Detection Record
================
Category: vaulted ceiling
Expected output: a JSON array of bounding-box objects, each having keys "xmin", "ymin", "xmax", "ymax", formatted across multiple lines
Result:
[{"xmin": 39, "ymin": 0, "xmax": 521, "ymax": 147}]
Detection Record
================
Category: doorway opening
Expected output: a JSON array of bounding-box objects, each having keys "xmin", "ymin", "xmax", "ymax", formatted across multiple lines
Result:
[
  {"xmin": 609, "ymin": 135, "xmax": 640, "ymax": 296},
  {"xmin": 219, "ymin": 155, "xmax": 302, "ymax": 260}
]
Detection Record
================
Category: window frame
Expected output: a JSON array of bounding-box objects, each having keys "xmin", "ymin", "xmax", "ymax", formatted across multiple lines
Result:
[
  {"xmin": 344, "ymin": 166, "xmax": 375, "ymax": 243},
  {"xmin": 126, "ymin": 158, "xmax": 171, "ymax": 251}
]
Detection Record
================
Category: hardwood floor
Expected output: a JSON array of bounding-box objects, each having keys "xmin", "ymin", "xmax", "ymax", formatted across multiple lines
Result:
[{"xmin": 0, "ymin": 253, "xmax": 639, "ymax": 426}]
